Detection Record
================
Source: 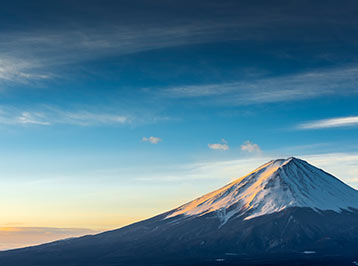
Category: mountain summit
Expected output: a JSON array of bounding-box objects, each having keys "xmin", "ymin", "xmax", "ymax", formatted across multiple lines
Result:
[
  {"xmin": 167, "ymin": 157, "xmax": 358, "ymax": 223},
  {"xmin": 1, "ymin": 157, "xmax": 358, "ymax": 266}
]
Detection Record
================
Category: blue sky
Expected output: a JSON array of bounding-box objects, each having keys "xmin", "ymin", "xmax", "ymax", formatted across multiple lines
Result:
[{"xmin": 0, "ymin": 0, "xmax": 358, "ymax": 249}]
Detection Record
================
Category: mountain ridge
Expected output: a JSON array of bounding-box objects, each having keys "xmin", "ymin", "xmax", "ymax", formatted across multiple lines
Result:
[{"xmin": 166, "ymin": 157, "xmax": 358, "ymax": 223}]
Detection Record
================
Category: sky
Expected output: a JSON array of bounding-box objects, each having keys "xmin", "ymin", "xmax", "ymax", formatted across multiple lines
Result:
[{"xmin": 0, "ymin": 0, "xmax": 358, "ymax": 249}]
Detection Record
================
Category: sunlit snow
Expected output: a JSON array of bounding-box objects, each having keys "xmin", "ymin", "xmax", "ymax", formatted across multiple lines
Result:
[{"xmin": 166, "ymin": 157, "xmax": 358, "ymax": 224}]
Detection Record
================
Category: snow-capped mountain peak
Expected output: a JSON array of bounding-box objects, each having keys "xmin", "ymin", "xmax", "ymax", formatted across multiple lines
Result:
[{"xmin": 166, "ymin": 157, "xmax": 358, "ymax": 223}]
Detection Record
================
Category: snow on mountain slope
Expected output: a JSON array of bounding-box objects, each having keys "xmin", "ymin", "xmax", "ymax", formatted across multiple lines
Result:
[{"xmin": 166, "ymin": 157, "xmax": 358, "ymax": 223}]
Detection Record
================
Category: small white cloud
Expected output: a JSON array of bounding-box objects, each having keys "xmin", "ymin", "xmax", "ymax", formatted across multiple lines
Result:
[
  {"xmin": 241, "ymin": 141, "xmax": 261, "ymax": 153},
  {"xmin": 208, "ymin": 143, "xmax": 229, "ymax": 151},
  {"xmin": 297, "ymin": 116, "xmax": 358, "ymax": 129},
  {"xmin": 208, "ymin": 139, "xmax": 229, "ymax": 151},
  {"xmin": 142, "ymin": 136, "xmax": 162, "ymax": 144}
]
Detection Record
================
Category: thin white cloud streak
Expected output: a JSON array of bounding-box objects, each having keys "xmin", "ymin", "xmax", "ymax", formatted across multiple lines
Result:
[
  {"xmin": 160, "ymin": 67, "xmax": 358, "ymax": 104},
  {"xmin": 142, "ymin": 136, "xmax": 162, "ymax": 144},
  {"xmin": 0, "ymin": 106, "xmax": 129, "ymax": 126},
  {"xmin": 241, "ymin": 141, "xmax": 261, "ymax": 153},
  {"xmin": 0, "ymin": 22, "xmax": 253, "ymax": 84},
  {"xmin": 298, "ymin": 116, "xmax": 358, "ymax": 129},
  {"xmin": 17, "ymin": 112, "xmax": 51, "ymax": 125},
  {"xmin": 53, "ymin": 110, "xmax": 129, "ymax": 126},
  {"xmin": 0, "ymin": 13, "xmax": 298, "ymax": 63},
  {"xmin": 0, "ymin": 58, "xmax": 51, "ymax": 84}
]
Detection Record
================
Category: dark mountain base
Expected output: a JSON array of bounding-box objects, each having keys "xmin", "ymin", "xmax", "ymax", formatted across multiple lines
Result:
[
  {"xmin": 115, "ymin": 255, "xmax": 358, "ymax": 266},
  {"xmin": 1, "ymin": 207, "xmax": 358, "ymax": 266}
]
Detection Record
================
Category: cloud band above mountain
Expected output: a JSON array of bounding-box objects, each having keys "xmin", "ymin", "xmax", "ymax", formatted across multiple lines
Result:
[{"xmin": 298, "ymin": 116, "xmax": 358, "ymax": 129}]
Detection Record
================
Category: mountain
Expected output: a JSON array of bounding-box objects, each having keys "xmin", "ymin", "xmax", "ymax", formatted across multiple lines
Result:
[
  {"xmin": 167, "ymin": 157, "xmax": 358, "ymax": 222},
  {"xmin": 1, "ymin": 157, "xmax": 358, "ymax": 266}
]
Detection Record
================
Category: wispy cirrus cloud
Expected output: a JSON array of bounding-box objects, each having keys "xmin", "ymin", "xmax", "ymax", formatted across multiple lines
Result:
[
  {"xmin": 0, "ymin": 22, "xmax": 251, "ymax": 85},
  {"xmin": 16, "ymin": 112, "xmax": 51, "ymax": 125},
  {"xmin": 0, "ymin": 106, "xmax": 129, "ymax": 126},
  {"xmin": 0, "ymin": 25, "xmax": 212, "ymax": 85},
  {"xmin": 160, "ymin": 67, "xmax": 358, "ymax": 105},
  {"xmin": 0, "ymin": 58, "xmax": 50, "ymax": 85},
  {"xmin": 297, "ymin": 116, "xmax": 358, "ymax": 129},
  {"xmin": 53, "ymin": 110, "xmax": 129, "ymax": 126}
]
